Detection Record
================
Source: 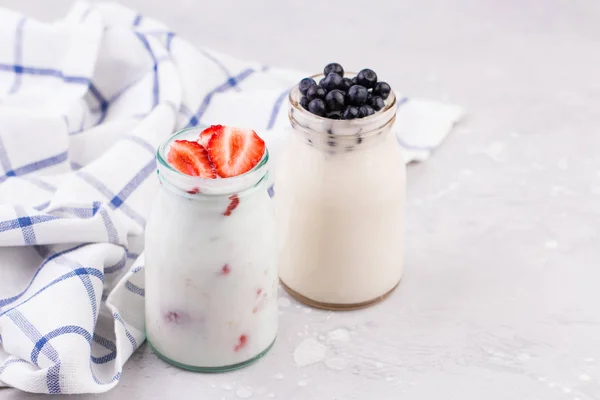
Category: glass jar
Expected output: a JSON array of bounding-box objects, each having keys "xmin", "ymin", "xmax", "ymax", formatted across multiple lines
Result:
[
  {"xmin": 145, "ymin": 127, "xmax": 278, "ymax": 372},
  {"xmin": 274, "ymin": 75, "xmax": 405, "ymax": 310}
]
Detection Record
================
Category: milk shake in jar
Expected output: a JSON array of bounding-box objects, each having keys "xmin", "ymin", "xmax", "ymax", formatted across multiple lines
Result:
[
  {"xmin": 275, "ymin": 63, "xmax": 405, "ymax": 310},
  {"xmin": 145, "ymin": 125, "xmax": 278, "ymax": 371}
]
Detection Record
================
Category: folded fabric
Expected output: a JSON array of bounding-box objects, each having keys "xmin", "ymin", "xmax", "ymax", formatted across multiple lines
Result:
[{"xmin": 0, "ymin": 1, "xmax": 464, "ymax": 394}]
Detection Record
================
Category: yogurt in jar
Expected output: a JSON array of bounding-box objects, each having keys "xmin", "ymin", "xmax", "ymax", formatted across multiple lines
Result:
[
  {"xmin": 145, "ymin": 127, "xmax": 278, "ymax": 371},
  {"xmin": 275, "ymin": 77, "xmax": 405, "ymax": 310}
]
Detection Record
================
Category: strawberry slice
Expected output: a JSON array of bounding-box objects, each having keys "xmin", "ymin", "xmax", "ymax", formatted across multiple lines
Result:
[
  {"xmin": 198, "ymin": 125, "xmax": 224, "ymax": 148},
  {"xmin": 207, "ymin": 126, "xmax": 265, "ymax": 178},
  {"xmin": 167, "ymin": 140, "xmax": 217, "ymax": 178},
  {"xmin": 234, "ymin": 334, "xmax": 248, "ymax": 352},
  {"xmin": 223, "ymin": 194, "xmax": 240, "ymax": 216}
]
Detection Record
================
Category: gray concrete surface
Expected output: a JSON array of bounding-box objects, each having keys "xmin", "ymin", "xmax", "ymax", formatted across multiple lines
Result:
[{"xmin": 1, "ymin": 0, "xmax": 600, "ymax": 399}]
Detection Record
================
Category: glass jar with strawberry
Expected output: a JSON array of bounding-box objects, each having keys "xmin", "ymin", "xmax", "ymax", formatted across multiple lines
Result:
[
  {"xmin": 275, "ymin": 63, "xmax": 406, "ymax": 310},
  {"xmin": 145, "ymin": 125, "xmax": 278, "ymax": 372}
]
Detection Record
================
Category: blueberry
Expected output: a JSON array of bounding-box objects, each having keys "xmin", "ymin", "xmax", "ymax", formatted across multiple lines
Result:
[
  {"xmin": 367, "ymin": 92, "xmax": 373, "ymax": 103},
  {"xmin": 356, "ymin": 68, "xmax": 377, "ymax": 89},
  {"xmin": 299, "ymin": 77, "xmax": 316, "ymax": 95},
  {"xmin": 373, "ymin": 81, "xmax": 391, "ymax": 100},
  {"xmin": 351, "ymin": 76, "xmax": 357, "ymax": 84},
  {"xmin": 326, "ymin": 111, "xmax": 342, "ymax": 120},
  {"xmin": 306, "ymin": 85, "xmax": 326, "ymax": 101},
  {"xmin": 324, "ymin": 62, "xmax": 344, "ymax": 77},
  {"xmin": 325, "ymin": 89, "xmax": 345, "ymax": 112},
  {"xmin": 308, "ymin": 98, "xmax": 326, "ymax": 116},
  {"xmin": 321, "ymin": 73, "xmax": 343, "ymax": 91},
  {"xmin": 369, "ymin": 96, "xmax": 385, "ymax": 111},
  {"xmin": 342, "ymin": 106, "xmax": 359, "ymax": 120},
  {"xmin": 346, "ymin": 85, "xmax": 368, "ymax": 106},
  {"xmin": 299, "ymin": 96, "xmax": 309, "ymax": 110},
  {"xmin": 358, "ymin": 105, "xmax": 375, "ymax": 118},
  {"xmin": 340, "ymin": 77, "xmax": 353, "ymax": 92},
  {"xmin": 319, "ymin": 77, "xmax": 326, "ymax": 87}
]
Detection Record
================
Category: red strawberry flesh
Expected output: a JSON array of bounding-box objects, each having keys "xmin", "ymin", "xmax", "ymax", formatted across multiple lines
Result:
[
  {"xmin": 207, "ymin": 127, "xmax": 265, "ymax": 178},
  {"xmin": 220, "ymin": 264, "xmax": 231, "ymax": 275},
  {"xmin": 198, "ymin": 124, "xmax": 224, "ymax": 148},
  {"xmin": 223, "ymin": 194, "xmax": 240, "ymax": 216},
  {"xmin": 234, "ymin": 334, "xmax": 248, "ymax": 352},
  {"xmin": 167, "ymin": 140, "xmax": 217, "ymax": 179}
]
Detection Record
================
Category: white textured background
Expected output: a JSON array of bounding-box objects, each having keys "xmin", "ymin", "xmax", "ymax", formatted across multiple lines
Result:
[{"xmin": 1, "ymin": 0, "xmax": 600, "ymax": 399}]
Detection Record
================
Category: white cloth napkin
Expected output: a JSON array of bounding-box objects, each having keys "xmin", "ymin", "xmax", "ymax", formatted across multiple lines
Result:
[{"xmin": 0, "ymin": 1, "xmax": 464, "ymax": 394}]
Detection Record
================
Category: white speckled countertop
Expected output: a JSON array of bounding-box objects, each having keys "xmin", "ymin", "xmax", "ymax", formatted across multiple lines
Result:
[{"xmin": 1, "ymin": 0, "xmax": 600, "ymax": 399}]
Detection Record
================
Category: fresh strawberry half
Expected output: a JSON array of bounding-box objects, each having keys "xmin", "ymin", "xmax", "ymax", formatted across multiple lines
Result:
[
  {"xmin": 207, "ymin": 126, "xmax": 265, "ymax": 178},
  {"xmin": 198, "ymin": 124, "xmax": 224, "ymax": 148},
  {"xmin": 167, "ymin": 140, "xmax": 217, "ymax": 179}
]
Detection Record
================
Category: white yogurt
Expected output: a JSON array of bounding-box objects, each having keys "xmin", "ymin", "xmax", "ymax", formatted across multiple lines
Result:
[
  {"xmin": 274, "ymin": 82, "xmax": 405, "ymax": 308},
  {"xmin": 145, "ymin": 128, "xmax": 278, "ymax": 370}
]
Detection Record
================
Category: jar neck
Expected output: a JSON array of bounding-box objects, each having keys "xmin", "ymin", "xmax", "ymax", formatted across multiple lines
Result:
[
  {"xmin": 287, "ymin": 76, "xmax": 397, "ymax": 152},
  {"xmin": 289, "ymin": 113, "xmax": 396, "ymax": 152},
  {"xmin": 157, "ymin": 127, "xmax": 270, "ymax": 198}
]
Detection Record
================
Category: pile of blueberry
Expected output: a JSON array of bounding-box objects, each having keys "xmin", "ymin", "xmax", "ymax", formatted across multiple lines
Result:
[{"xmin": 298, "ymin": 63, "xmax": 391, "ymax": 120}]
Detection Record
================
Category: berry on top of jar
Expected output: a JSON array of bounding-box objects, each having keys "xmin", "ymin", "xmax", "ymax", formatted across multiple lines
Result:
[
  {"xmin": 167, "ymin": 125, "xmax": 265, "ymax": 178},
  {"xmin": 298, "ymin": 63, "xmax": 392, "ymax": 120}
]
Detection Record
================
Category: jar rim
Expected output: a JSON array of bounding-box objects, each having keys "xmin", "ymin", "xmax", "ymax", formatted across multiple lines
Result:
[
  {"xmin": 288, "ymin": 72, "xmax": 397, "ymax": 139},
  {"xmin": 157, "ymin": 126, "xmax": 270, "ymax": 197}
]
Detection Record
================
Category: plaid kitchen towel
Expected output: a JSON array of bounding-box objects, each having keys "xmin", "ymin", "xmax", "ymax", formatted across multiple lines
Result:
[{"xmin": 0, "ymin": 1, "xmax": 463, "ymax": 394}]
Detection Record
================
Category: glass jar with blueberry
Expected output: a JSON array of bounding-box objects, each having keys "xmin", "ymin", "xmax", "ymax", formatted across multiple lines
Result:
[{"xmin": 275, "ymin": 63, "xmax": 405, "ymax": 310}]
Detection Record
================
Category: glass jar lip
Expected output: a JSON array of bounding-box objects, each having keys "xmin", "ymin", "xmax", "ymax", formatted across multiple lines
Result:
[
  {"xmin": 156, "ymin": 126, "xmax": 270, "ymax": 196},
  {"xmin": 288, "ymin": 72, "xmax": 397, "ymax": 124}
]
